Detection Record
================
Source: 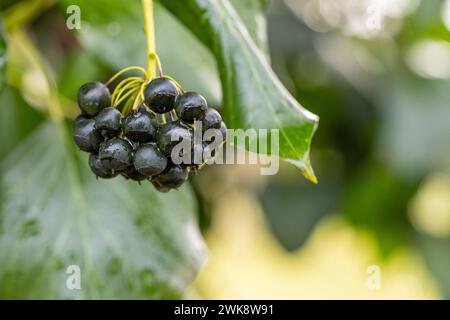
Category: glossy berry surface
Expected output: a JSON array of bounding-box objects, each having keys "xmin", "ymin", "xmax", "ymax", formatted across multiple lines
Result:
[
  {"xmin": 152, "ymin": 162, "xmax": 188, "ymax": 192},
  {"xmin": 122, "ymin": 167, "xmax": 148, "ymax": 182},
  {"xmin": 203, "ymin": 108, "xmax": 222, "ymax": 131},
  {"xmin": 175, "ymin": 92, "xmax": 208, "ymax": 124},
  {"xmin": 89, "ymin": 154, "xmax": 117, "ymax": 179},
  {"xmin": 95, "ymin": 107, "xmax": 122, "ymax": 138},
  {"xmin": 144, "ymin": 78, "xmax": 180, "ymax": 114},
  {"xmin": 98, "ymin": 138, "xmax": 133, "ymax": 172},
  {"xmin": 123, "ymin": 106, "xmax": 156, "ymax": 142},
  {"xmin": 133, "ymin": 143, "xmax": 168, "ymax": 177},
  {"xmin": 151, "ymin": 181, "xmax": 172, "ymax": 193},
  {"xmin": 77, "ymin": 82, "xmax": 111, "ymax": 116},
  {"xmin": 125, "ymin": 137, "xmax": 140, "ymax": 151},
  {"xmin": 74, "ymin": 114, "xmax": 89, "ymax": 126},
  {"xmin": 73, "ymin": 119, "xmax": 102, "ymax": 153},
  {"xmin": 73, "ymin": 74, "xmax": 227, "ymax": 192},
  {"xmin": 156, "ymin": 122, "xmax": 193, "ymax": 157}
]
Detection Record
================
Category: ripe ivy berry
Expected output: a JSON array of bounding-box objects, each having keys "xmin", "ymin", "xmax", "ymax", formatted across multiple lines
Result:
[
  {"xmin": 73, "ymin": 119, "xmax": 102, "ymax": 153},
  {"xmin": 98, "ymin": 138, "xmax": 133, "ymax": 172},
  {"xmin": 203, "ymin": 108, "xmax": 222, "ymax": 131},
  {"xmin": 156, "ymin": 122, "xmax": 193, "ymax": 157},
  {"xmin": 144, "ymin": 77, "xmax": 180, "ymax": 114},
  {"xmin": 73, "ymin": 71, "xmax": 228, "ymax": 192},
  {"xmin": 77, "ymin": 82, "xmax": 111, "ymax": 116},
  {"xmin": 152, "ymin": 162, "xmax": 188, "ymax": 192},
  {"xmin": 95, "ymin": 107, "xmax": 122, "ymax": 138},
  {"xmin": 151, "ymin": 181, "xmax": 171, "ymax": 193},
  {"xmin": 175, "ymin": 92, "xmax": 208, "ymax": 124},
  {"xmin": 89, "ymin": 154, "xmax": 117, "ymax": 179},
  {"xmin": 122, "ymin": 166, "xmax": 148, "ymax": 182},
  {"xmin": 123, "ymin": 106, "xmax": 156, "ymax": 142},
  {"xmin": 133, "ymin": 143, "xmax": 168, "ymax": 177},
  {"xmin": 75, "ymin": 114, "xmax": 89, "ymax": 126}
]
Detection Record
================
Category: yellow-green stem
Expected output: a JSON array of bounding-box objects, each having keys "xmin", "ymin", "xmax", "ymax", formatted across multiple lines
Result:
[
  {"xmin": 111, "ymin": 78, "xmax": 143, "ymax": 104},
  {"xmin": 142, "ymin": 0, "xmax": 157, "ymax": 79}
]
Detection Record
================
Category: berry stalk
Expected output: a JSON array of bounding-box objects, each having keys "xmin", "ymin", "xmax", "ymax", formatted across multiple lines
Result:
[{"xmin": 142, "ymin": 0, "xmax": 157, "ymax": 79}]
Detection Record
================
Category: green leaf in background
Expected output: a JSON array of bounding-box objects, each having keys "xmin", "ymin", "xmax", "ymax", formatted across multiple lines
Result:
[
  {"xmin": 342, "ymin": 163, "xmax": 418, "ymax": 256},
  {"xmin": 230, "ymin": 0, "xmax": 269, "ymax": 52},
  {"xmin": 159, "ymin": 0, "xmax": 319, "ymax": 181},
  {"xmin": 0, "ymin": 86, "xmax": 44, "ymax": 160},
  {"xmin": 0, "ymin": 17, "xmax": 7, "ymax": 89},
  {"xmin": 259, "ymin": 150, "xmax": 343, "ymax": 251},
  {"xmin": 0, "ymin": 122, "xmax": 206, "ymax": 299},
  {"xmin": 58, "ymin": 51, "xmax": 109, "ymax": 102},
  {"xmin": 376, "ymin": 76, "xmax": 450, "ymax": 179}
]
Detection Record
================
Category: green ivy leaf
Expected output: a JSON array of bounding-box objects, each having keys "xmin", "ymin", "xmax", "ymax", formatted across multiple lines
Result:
[
  {"xmin": 159, "ymin": 0, "xmax": 319, "ymax": 182},
  {"xmin": 230, "ymin": 0, "xmax": 269, "ymax": 51},
  {"xmin": 0, "ymin": 86, "xmax": 44, "ymax": 160},
  {"xmin": 0, "ymin": 122, "xmax": 206, "ymax": 299}
]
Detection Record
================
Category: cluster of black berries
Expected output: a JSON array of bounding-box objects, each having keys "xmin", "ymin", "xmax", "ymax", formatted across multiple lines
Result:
[{"xmin": 73, "ymin": 77, "xmax": 226, "ymax": 192}]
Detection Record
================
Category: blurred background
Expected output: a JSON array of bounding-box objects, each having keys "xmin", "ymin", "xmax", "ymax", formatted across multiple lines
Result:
[
  {"xmin": 192, "ymin": 0, "xmax": 450, "ymax": 299},
  {"xmin": 1, "ymin": 0, "xmax": 450, "ymax": 299}
]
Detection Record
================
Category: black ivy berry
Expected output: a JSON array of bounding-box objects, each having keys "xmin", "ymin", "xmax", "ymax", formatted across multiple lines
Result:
[
  {"xmin": 152, "ymin": 162, "xmax": 188, "ymax": 192},
  {"xmin": 203, "ymin": 120, "xmax": 227, "ymax": 144},
  {"xmin": 175, "ymin": 92, "xmax": 208, "ymax": 124},
  {"xmin": 123, "ymin": 106, "xmax": 156, "ymax": 142},
  {"xmin": 156, "ymin": 122, "xmax": 193, "ymax": 157},
  {"xmin": 73, "ymin": 119, "xmax": 102, "ymax": 153},
  {"xmin": 151, "ymin": 181, "xmax": 171, "ymax": 193},
  {"xmin": 98, "ymin": 138, "xmax": 133, "ymax": 173},
  {"xmin": 95, "ymin": 107, "xmax": 122, "ymax": 138},
  {"xmin": 75, "ymin": 114, "xmax": 89, "ymax": 126},
  {"xmin": 203, "ymin": 108, "xmax": 222, "ymax": 131},
  {"xmin": 122, "ymin": 166, "xmax": 148, "ymax": 182},
  {"xmin": 144, "ymin": 77, "xmax": 180, "ymax": 114},
  {"xmin": 73, "ymin": 74, "xmax": 227, "ymax": 192},
  {"xmin": 77, "ymin": 82, "xmax": 111, "ymax": 116},
  {"xmin": 125, "ymin": 137, "xmax": 140, "ymax": 151},
  {"xmin": 133, "ymin": 143, "xmax": 168, "ymax": 177},
  {"xmin": 89, "ymin": 154, "xmax": 117, "ymax": 179}
]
